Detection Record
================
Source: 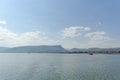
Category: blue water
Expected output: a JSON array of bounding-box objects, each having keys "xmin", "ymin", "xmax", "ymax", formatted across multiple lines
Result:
[{"xmin": 0, "ymin": 53, "xmax": 120, "ymax": 80}]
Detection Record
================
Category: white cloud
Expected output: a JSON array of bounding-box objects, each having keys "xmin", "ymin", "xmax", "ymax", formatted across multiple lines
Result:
[
  {"xmin": 84, "ymin": 27, "xmax": 91, "ymax": 31},
  {"xmin": 0, "ymin": 27, "xmax": 59, "ymax": 47},
  {"xmin": 0, "ymin": 20, "xmax": 6, "ymax": 25},
  {"xmin": 61, "ymin": 27, "xmax": 119, "ymax": 48},
  {"xmin": 61, "ymin": 26, "xmax": 91, "ymax": 38},
  {"xmin": 70, "ymin": 31, "xmax": 115, "ymax": 48},
  {"xmin": 85, "ymin": 31, "xmax": 111, "ymax": 41},
  {"xmin": 0, "ymin": 26, "xmax": 119, "ymax": 48},
  {"xmin": 0, "ymin": 27, "xmax": 18, "ymax": 40}
]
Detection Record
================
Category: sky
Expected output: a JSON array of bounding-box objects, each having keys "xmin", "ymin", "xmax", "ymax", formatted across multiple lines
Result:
[{"xmin": 0, "ymin": 0, "xmax": 120, "ymax": 48}]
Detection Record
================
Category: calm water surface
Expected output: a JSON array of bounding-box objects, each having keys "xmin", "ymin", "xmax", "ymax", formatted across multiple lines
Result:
[{"xmin": 0, "ymin": 53, "xmax": 120, "ymax": 80}]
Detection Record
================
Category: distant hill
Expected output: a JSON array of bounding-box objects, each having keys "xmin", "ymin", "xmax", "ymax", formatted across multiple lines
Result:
[
  {"xmin": 70, "ymin": 48, "xmax": 120, "ymax": 53},
  {"xmin": 1, "ymin": 45, "xmax": 67, "ymax": 53},
  {"xmin": 0, "ymin": 45, "xmax": 120, "ymax": 54},
  {"xmin": 0, "ymin": 47, "xmax": 9, "ymax": 52}
]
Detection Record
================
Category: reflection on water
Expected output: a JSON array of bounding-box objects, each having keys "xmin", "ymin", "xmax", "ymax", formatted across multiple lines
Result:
[{"xmin": 0, "ymin": 53, "xmax": 120, "ymax": 80}]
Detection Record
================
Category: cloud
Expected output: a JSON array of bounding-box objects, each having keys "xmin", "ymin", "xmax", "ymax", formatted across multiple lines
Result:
[
  {"xmin": 61, "ymin": 26, "xmax": 118, "ymax": 48},
  {"xmin": 0, "ymin": 27, "xmax": 59, "ymax": 47},
  {"xmin": 0, "ymin": 27, "xmax": 17, "ymax": 40},
  {"xmin": 85, "ymin": 31, "xmax": 111, "ymax": 41},
  {"xmin": 0, "ymin": 20, "xmax": 6, "ymax": 25},
  {"xmin": 84, "ymin": 27, "xmax": 91, "ymax": 31},
  {"xmin": 0, "ymin": 26, "xmax": 118, "ymax": 48},
  {"xmin": 71, "ymin": 31, "xmax": 114, "ymax": 48},
  {"xmin": 61, "ymin": 26, "xmax": 91, "ymax": 38}
]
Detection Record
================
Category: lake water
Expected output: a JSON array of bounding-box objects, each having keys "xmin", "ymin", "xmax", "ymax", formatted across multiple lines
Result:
[{"xmin": 0, "ymin": 53, "xmax": 120, "ymax": 80}]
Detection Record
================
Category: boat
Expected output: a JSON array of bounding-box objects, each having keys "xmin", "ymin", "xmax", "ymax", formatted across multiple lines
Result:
[{"xmin": 89, "ymin": 53, "xmax": 93, "ymax": 55}]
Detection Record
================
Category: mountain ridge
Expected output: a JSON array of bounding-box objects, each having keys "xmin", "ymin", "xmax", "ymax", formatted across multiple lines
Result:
[
  {"xmin": 0, "ymin": 45, "xmax": 120, "ymax": 53},
  {"xmin": 0, "ymin": 45, "xmax": 67, "ymax": 53}
]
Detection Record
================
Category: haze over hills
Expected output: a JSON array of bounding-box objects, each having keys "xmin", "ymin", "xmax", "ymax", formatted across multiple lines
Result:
[
  {"xmin": 0, "ymin": 47, "xmax": 9, "ymax": 52},
  {"xmin": 70, "ymin": 48, "xmax": 120, "ymax": 53},
  {"xmin": 0, "ymin": 45, "xmax": 120, "ymax": 53},
  {"xmin": 0, "ymin": 45, "xmax": 67, "ymax": 53}
]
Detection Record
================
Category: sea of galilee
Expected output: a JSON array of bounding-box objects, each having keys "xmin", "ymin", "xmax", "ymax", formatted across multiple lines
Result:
[{"xmin": 0, "ymin": 53, "xmax": 120, "ymax": 80}]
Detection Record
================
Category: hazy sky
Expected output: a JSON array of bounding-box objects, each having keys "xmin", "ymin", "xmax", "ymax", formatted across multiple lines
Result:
[{"xmin": 0, "ymin": 0, "xmax": 120, "ymax": 48}]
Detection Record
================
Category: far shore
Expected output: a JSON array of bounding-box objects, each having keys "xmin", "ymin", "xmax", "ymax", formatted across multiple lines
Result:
[{"xmin": 0, "ymin": 52, "xmax": 120, "ymax": 54}]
